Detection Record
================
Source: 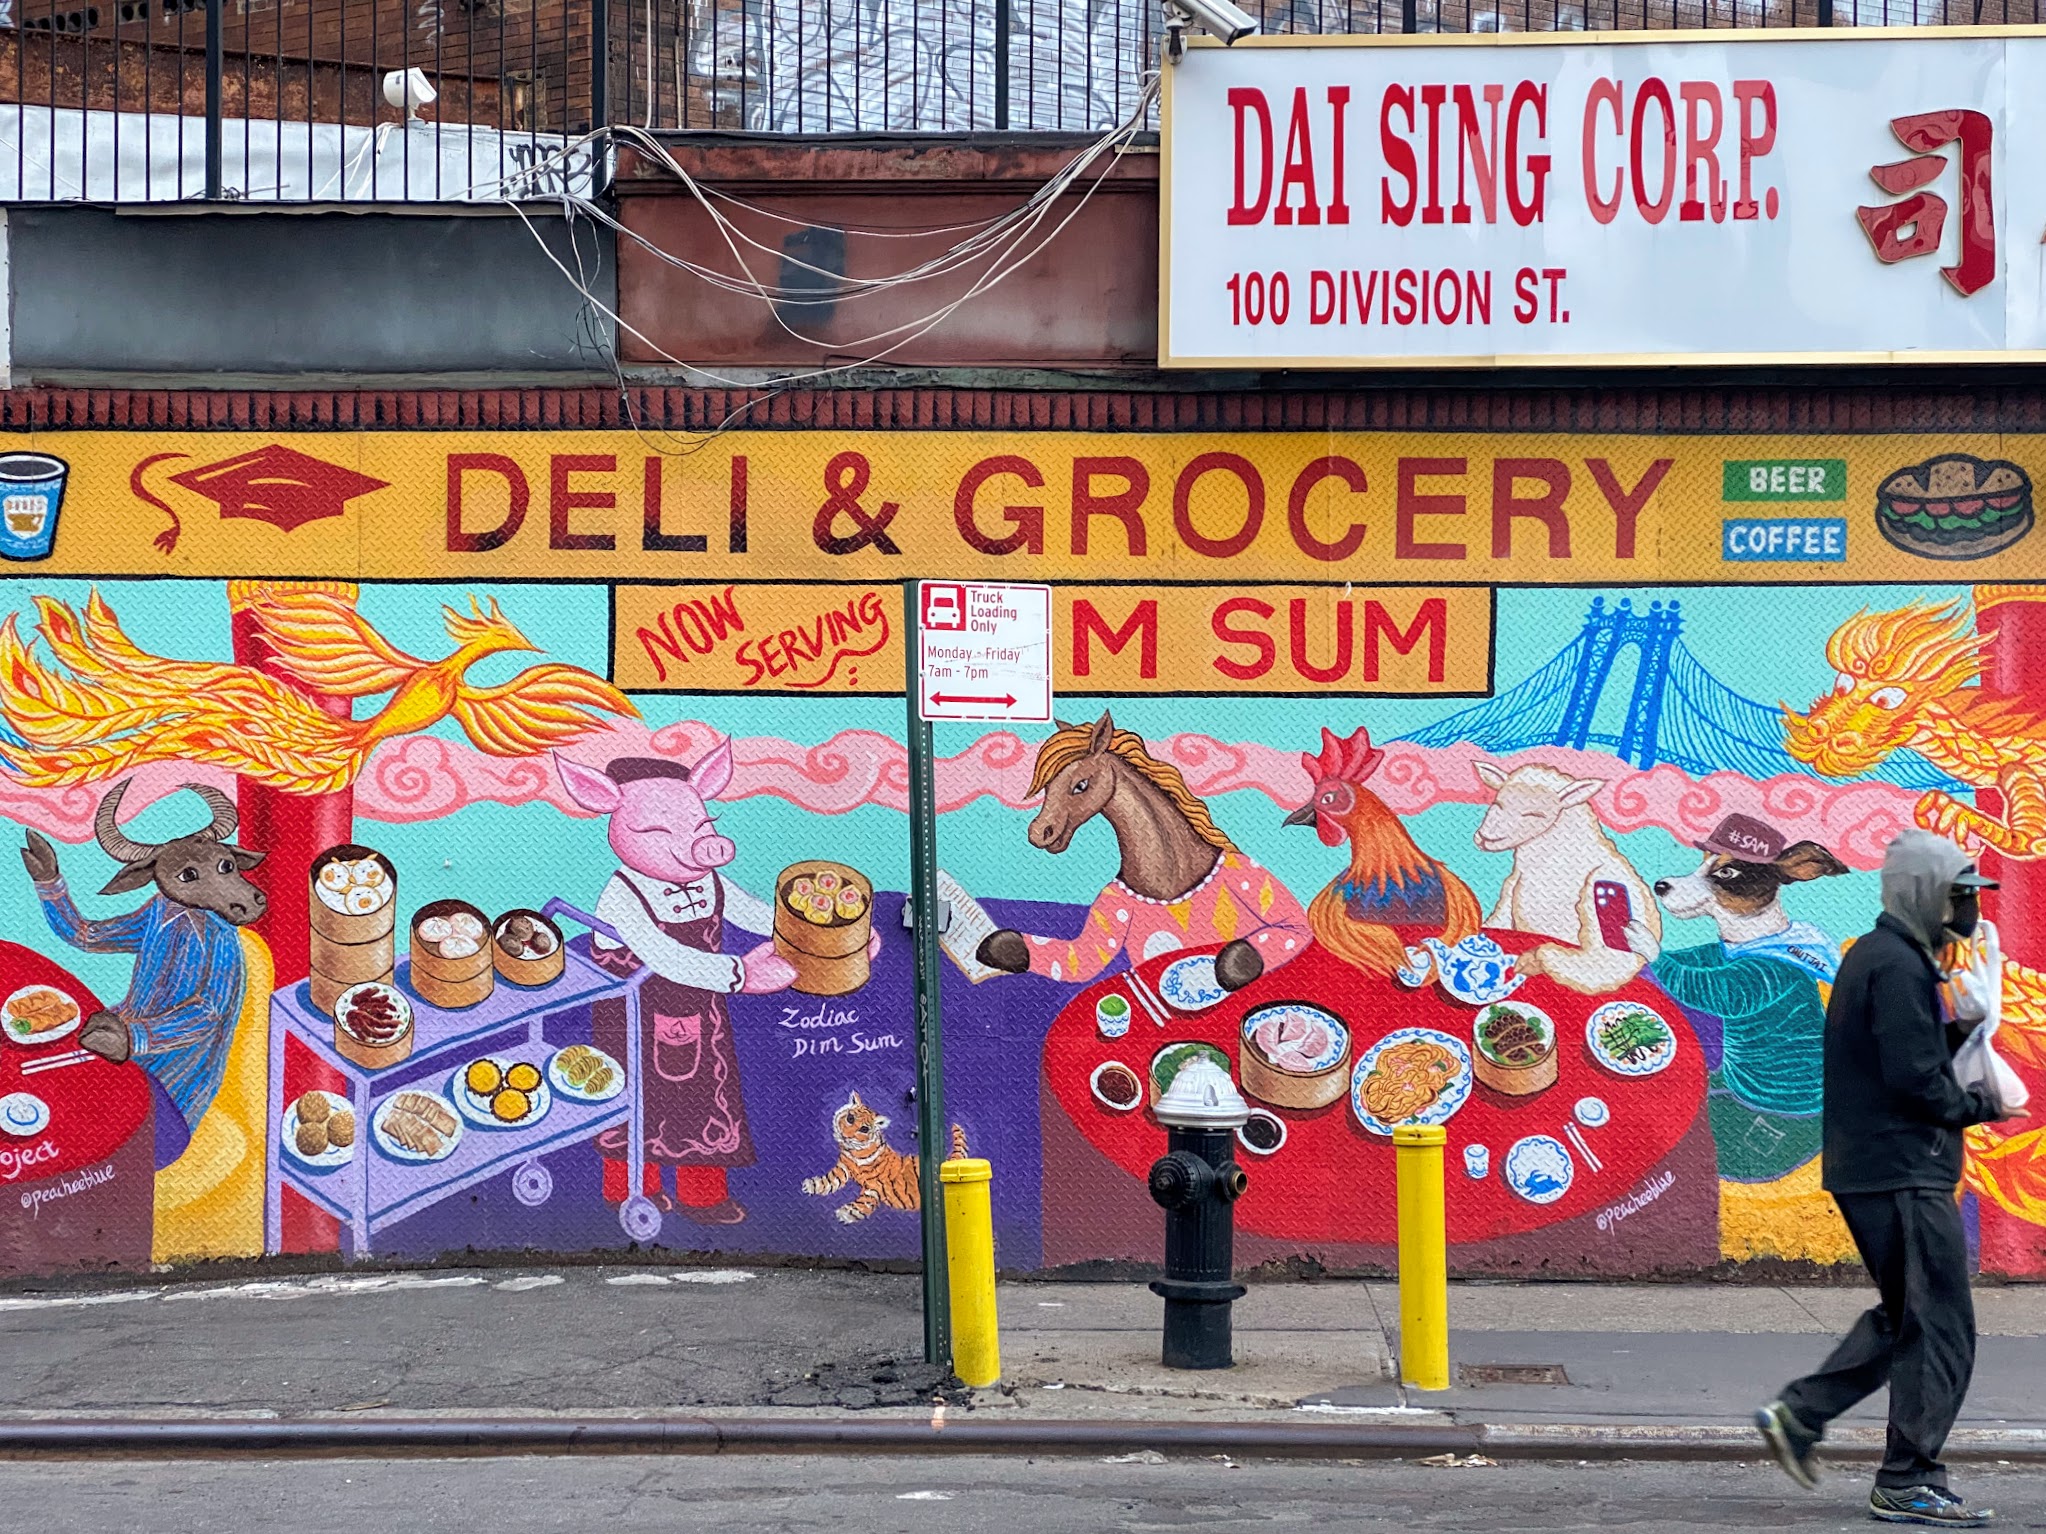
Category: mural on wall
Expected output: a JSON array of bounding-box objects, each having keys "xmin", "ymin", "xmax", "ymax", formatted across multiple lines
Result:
[{"xmin": 0, "ymin": 426, "xmax": 2042, "ymax": 1282}]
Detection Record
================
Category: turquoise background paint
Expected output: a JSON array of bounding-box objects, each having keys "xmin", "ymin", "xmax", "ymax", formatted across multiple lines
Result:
[{"xmin": 0, "ymin": 578, "xmax": 1966, "ymax": 1010}]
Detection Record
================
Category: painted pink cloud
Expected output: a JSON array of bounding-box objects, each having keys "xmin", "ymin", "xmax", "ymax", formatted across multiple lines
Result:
[{"xmin": 0, "ymin": 724, "xmax": 1919, "ymax": 873}]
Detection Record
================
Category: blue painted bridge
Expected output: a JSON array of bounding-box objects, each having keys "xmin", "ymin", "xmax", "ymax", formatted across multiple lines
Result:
[{"xmin": 1401, "ymin": 597, "xmax": 1956, "ymax": 790}]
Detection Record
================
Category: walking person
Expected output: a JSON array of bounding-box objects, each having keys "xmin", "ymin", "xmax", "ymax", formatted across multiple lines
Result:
[{"xmin": 1756, "ymin": 830, "xmax": 2028, "ymax": 1527}]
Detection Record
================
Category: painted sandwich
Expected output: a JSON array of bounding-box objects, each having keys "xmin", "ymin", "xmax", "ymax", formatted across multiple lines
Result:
[{"xmin": 1876, "ymin": 454, "xmax": 2034, "ymax": 560}]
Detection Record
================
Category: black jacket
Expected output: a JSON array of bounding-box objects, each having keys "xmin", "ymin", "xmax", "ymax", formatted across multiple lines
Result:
[{"xmin": 1821, "ymin": 913, "xmax": 1999, "ymax": 1195}]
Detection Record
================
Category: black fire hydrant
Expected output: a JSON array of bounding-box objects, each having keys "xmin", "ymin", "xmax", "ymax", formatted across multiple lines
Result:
[{"xmin": 1147, "ymin": 1056, "xmax": 1250, "ymax": 1370}]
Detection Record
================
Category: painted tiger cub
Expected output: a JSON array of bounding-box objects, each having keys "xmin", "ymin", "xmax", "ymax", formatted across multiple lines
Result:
[{"xmin": 801, "ymin": 1090, "xmax": 969, "ymax": 1224}]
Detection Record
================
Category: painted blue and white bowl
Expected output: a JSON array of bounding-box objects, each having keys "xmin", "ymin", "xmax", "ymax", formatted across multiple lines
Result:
[
  {"xmin": 1157, "ymin": 954, "xmax": 1228, "ymax": 1013},
  {"xmin": 0, "ymin": 1091, "xmax": 49, "ymax": 1139},
  {"xmin": 1504, "ymin": 1135, "xmax": 1575, "ymax": 1205}
]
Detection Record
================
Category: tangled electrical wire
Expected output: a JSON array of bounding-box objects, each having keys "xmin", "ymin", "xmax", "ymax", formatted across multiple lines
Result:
[{"xmin": 498, "ymin": 71, "xmax": 1163, "ymax": 453}]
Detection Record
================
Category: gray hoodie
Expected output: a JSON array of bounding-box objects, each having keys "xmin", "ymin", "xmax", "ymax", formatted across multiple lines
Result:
[{"xmin": 1880, "ymin": 829, "xmax": 1973, "ymax": 957}]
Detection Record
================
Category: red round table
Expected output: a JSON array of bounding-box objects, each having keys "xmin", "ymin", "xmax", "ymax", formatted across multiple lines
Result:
[
  {"xmin": 1041, "ymin": 928, "xmax": 1716, "ymax": 1270},
  {"xmin": 0, "ymin": 940, "xmax": 155, "ymax": 1277}
]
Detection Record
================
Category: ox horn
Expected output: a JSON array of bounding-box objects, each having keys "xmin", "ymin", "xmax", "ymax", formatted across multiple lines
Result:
[
  {"xmin": 93, "ymin": 780, "xmax": 156, "ymax": 866},
  {"xmin": 185, "ymin": 783, "xmax": 238, "ymax": 842}
]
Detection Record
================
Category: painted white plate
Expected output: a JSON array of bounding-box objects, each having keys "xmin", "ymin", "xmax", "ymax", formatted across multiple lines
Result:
[
  {"xmin": 1505, "ymin": 1135, "xmax": 1575, "ymax": 1205},
  {"xmin": 1350, "ymin": 1027, "xmax": 1473, "ymax": 1137},
  {"xmin": 1574, "ymin": 1096, "xmax": 1611, "ymax": 1128},
  {"xmin": 371, "ymin": 1092, "xmax": 463, "ymax": 1164},
  {"xmin": 1586, "ymin": 1002, "xmax": 1679, "ymax": 1078},
  {"xmin": 1156, "ymin": 954, "xmax": 1228, "ymax": 1013},
  {"xmin": 452, "ymin": 1059, "xmax": 553, "ymax": 1130},
  {"xmin": 1, "ymin": 985, "xmax": 82, "ymax": 1047},
  {"xmin": 547, "ymin": 1045, "xmax": 625, "ymax": 1104},
  {"xmin": 281, "ymin": 1091, "xmax": 354, "ymax": 1172},
  {"xmin": 0, "ymin": 1091, "xmax": 50, "ymax": 1138}
]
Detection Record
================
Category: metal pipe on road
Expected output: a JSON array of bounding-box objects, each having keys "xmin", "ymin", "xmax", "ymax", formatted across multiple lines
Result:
[{"xmin": 2, "ymin": 1416, "xmax": 2044, "ymax": 1464}]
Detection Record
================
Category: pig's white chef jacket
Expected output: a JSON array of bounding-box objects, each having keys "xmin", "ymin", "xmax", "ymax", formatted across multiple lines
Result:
[{"xmin": 592, "ymin": 867, "xmax": 776, "ymax": 994}]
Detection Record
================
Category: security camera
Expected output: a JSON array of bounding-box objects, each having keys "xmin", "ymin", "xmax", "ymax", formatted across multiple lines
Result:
[
  {"xmin": 382, "ymin": 67, "xmax": 437, "ymax": 119},
  {"xmin": 1163, "ymin": 0, "xmax": 1260, "ymax": 46}
]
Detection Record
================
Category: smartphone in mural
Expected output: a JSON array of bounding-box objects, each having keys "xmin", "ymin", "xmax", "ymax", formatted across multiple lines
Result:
[{"xmin": 1594, "ymin": 881, "xmax": 1632, "ymax": 950}]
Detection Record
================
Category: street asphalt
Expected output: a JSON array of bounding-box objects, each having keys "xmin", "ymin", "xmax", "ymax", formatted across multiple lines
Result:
[{"xmin": 7, "ymin": 1455, "xmax": 2045, "ymax": 1533}]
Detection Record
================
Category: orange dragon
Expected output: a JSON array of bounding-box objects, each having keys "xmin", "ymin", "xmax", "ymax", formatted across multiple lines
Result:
[
  {"xmin": 1783, "ymin": 585, "xmax": 2046, "ymax": 1224},
  {"xmin": 0, "ymin": 587, "xmax": 638, "ymax": 795}
]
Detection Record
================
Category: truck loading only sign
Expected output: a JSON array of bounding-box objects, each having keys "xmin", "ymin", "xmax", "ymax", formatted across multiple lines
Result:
[{"xmin": 1160, "ymin": 29, "xmax": 2046, "ymax": 368}]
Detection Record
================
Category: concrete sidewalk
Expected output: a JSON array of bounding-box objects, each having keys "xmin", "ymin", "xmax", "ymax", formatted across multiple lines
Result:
[{"xmin": 2, "ymin": 1265, "xmax": 2042, "ymax": 1453}]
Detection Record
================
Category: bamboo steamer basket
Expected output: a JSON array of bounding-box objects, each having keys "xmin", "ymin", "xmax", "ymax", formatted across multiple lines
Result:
[
  {"xmin": 492, "ymin": 908, "xmax": 566, "ymax": 988},
  {"xmin": 1472, "ymin": 1002, "xmax": 1560, "ymax": 1097},
  {"xmin": 1238, "ymin": 1007, "xmax": 1352, "ymax": 1111},
  {"xmin": 332, "ymin": 982, "xmax": 415, "ymax": 1071},
  {"xmin": 772, "ymin": 860, "xmax": 873, "ymax": 997},
  {"xmin": 409, "ymin": 900, "xmax": 496, "ymax": 1010},
  {"xmin": 314, "ymin": 933, "xmax": 398, "ymax": 987},
  {"xmin": 308, "ymin": 845, "xmax": 397, "ymax": 944},
  {"xmin": 307, "ymin": 844, "xmax": 398, "ymax": 1017}
]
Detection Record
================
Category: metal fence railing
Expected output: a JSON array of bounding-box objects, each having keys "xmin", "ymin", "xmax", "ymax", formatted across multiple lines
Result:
[
  {"xmin": 0, "ymin": 0, "xmax": 608, "ymax": 199},
  {"xmin": 0, "ymin": 0, "xmax": 2035, "ymax": 200},
  {"xmin": 673, "ymin": 0, "xmax": 2046, "ymax": 135}
]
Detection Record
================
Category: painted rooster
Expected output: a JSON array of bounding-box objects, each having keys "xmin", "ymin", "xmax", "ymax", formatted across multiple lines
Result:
[
  {"xmin": 1284, "ymin": 726, "xmax": 1481, "ymax": 979},
  {"xmin": 0, "ymin": 588, "xmax": 637, "ymax": 795}
]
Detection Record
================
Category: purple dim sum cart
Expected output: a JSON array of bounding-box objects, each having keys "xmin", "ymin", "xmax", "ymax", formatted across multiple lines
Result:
[{"xmin": 263, "ymin": 899, "xmax": 664, "ymax": 1256}]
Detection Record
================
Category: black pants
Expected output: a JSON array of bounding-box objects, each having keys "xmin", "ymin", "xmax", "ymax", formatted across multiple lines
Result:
[{"xmin": 1780, "ymin": 1189, "xmax": 1976, "ymax": 1489}]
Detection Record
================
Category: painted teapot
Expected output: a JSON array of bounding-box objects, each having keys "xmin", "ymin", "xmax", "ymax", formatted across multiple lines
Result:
[{"xmin": 1396, "ymin": 934, "xmax": 1525, "ymax": 1005}]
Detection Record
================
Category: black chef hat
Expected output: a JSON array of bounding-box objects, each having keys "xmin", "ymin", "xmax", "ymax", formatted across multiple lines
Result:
[{"xmin": 605, "ymin": 756, "xmax": 691, "ymax": 785}]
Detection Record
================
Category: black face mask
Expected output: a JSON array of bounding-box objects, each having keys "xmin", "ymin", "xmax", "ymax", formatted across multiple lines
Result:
[{"xmin": 1945, "ymin": 887, "xmax": 1981, "ymax": 940}]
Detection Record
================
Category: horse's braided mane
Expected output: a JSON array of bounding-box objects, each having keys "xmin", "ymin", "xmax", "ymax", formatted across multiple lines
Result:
[{"xmin": 1028, "ymin": 724, "xmax": 1237, "ymax": 855}]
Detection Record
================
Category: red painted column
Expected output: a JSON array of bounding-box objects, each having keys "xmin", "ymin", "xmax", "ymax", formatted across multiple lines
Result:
[
  {"xmin": 1974, "ymin": 588, "xmax": 2046, "ymax": 1277},
  {"xmin": 227, "ymin": 580, "xmax": 353, "ymax": 1256}
]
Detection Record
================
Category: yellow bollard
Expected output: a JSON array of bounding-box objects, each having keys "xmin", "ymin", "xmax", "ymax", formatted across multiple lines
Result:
[
  {"xmin": 1393, "ymin": 1124, "xmax": 1450, "ymax": 1391},
  {"xmin": 939, "ymin": 1157, "xmax": 1001, "ymax": 1387}
]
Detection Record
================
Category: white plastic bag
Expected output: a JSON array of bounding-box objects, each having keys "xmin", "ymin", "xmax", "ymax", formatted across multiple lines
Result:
[{"xmin": 1950, "ymin": 920, "xmax": 2030, "ymax": 1114}]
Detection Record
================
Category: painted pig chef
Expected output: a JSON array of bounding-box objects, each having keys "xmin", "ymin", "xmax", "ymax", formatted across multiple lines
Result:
[{"xmin": 557, "ymin": 743, "xmax": 876, "ymax": 1225}]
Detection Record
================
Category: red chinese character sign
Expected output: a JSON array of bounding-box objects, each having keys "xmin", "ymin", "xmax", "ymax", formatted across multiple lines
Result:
[
  {"xmin": 1856, "ymin": 110, "xmax": 1995, "ymax": 298},
  {"xmin": 1161, "ymin": 32, "xmax": 2046, "ymax": 367}
]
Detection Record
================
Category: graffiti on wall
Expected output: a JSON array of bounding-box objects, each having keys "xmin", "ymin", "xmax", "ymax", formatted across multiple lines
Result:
[{"xmin": 0, "ymin": 428, "xmax": 2043, "ymax": 1281}]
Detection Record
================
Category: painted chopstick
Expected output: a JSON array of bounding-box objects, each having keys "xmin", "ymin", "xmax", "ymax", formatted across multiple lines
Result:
[
  {"xmin": 1564, "ymin": 1121, "xmax": 1604, "ymax": 1174},
  {"xmin": 1125, "ymin": 969, "xmax": 1172, "ymax": 1027},
  {"xmin": 21, "ymin": 1049, "xmax": 94, "ymax": 1073}
]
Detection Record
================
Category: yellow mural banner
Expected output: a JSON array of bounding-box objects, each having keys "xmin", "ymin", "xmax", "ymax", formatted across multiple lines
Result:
[
  {"xmin": 4, "ymin": 430, "xmax": 2041, "ymax": 584},
  {"xmin": 611, "ymin": 582, "xmax": 1492, "ymax": 695}
]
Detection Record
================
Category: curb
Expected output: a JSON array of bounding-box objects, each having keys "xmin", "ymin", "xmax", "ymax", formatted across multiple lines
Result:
[{"xmin": 3, "ymin": 1417, "xmax": 2045, "ymax": 1463}]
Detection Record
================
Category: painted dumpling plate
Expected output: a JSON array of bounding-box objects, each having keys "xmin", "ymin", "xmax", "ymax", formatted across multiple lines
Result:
[{"xmin": 1157, "ymin": 954, "xmax": 1228, "ymax": 1013}]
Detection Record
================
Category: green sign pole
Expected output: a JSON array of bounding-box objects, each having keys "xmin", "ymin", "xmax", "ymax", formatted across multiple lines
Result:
[{"xmin": 903, "ymin": 580, "xmax": 952, "ymax": 1369}]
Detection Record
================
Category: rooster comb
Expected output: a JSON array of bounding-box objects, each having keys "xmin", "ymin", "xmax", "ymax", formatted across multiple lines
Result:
[{"xmin": 1302, "ymin": 726, "xmax": 1383, "ymax": 786}]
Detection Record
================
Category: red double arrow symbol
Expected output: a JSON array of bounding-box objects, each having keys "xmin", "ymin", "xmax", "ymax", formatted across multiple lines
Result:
[{"xmin": 929, "ymin": 692, "xmax": 1017, "ymax": 707}]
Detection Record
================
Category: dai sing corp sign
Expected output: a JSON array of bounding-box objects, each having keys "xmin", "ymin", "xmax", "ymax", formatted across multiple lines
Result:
[{"xmin": 1159, "ymin": 29, "xmax": 2046, "ymax": 367}]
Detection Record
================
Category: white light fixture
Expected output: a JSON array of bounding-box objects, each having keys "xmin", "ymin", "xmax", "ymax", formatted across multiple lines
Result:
[{"xmin": 382, "ymin": 67, "xmax": 437, "ymax": 120}]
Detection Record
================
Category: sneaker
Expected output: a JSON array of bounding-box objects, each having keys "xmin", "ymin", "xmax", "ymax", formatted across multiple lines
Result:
[
  {"xmin": 1755, "ymin": 1400, "xmax": 1821, "ymax": 1490},
  {"xmin": 1869, "ymin": 1486, "xmax": 1993, "ymax": 1527}
]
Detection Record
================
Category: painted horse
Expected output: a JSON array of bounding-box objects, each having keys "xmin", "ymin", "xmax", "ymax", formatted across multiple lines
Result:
[{"xmin": 976, "ymin": 711, "xmax": 1311, "ymax": 990}]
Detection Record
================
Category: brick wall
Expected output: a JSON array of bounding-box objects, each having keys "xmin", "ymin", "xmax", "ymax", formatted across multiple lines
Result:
[
  {"xmin": 8, "ymin": 382, "xmax": 2046, "ymax": 432},
  {"xmin": 0, "ymin": 0, "xmax": 692, "ymax": 130}
]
